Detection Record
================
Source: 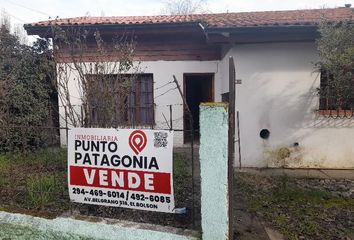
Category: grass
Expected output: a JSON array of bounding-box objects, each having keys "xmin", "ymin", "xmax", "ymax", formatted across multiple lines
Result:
[
  {"xmin": 0, "ymin": 148, "xmax": 69, "ymax": 217},
  {"xmin": 174, "ymin": 152, "xmax": 189, "ymax": 194},
  {"xmin": 236, "ymin": 173, "xmax": 354, "ymax": 240},
  {"xmin": 0, "ymin": 148, "xmax": 190, "ymax": 219},
  {"xmin": 26, "ymin": 175, "xmax": 58, "ymax": 209},
  {"xmin": 0, "ymin": 148, "xmax": 77, "ymax": 170},
  {"xmin": 170, "ymin": 152, "xmax": 191, "ymax": 212},
  {"xmin": 0, "ymin": 155, "xmax": 10, "ymax": 187}
]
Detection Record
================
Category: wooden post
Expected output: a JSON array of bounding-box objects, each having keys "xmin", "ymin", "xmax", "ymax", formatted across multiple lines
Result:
[
  {"xmin": 169, "ymin": 104, "xmax": 173, "ymax": 130},
  {"xmin": 64, "ymin": 106, "xmax": 69, "ymax": 145},
  {"xmin": 228, "ymin": 56, "xmax": 235, "ymax": 240},
  {"xmin": 172, "ymin": 75, "xmax": 195, "ymax": 226},
  {"xmin": 236, "ymin": 111, "xmax": 242, "ymax": 169}
]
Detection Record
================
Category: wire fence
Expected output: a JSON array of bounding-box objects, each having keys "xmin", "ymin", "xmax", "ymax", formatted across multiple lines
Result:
[
  {"xmin": 0, "ymin": 71, "xmax": 203, "ymax": 229},
  {"xmin": 0, "ymin": 123, "xmax": 201, "ymax": 230}
]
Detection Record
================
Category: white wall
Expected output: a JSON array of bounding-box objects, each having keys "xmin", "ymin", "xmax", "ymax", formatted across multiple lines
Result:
[
  {"xmin": 222, "ymin": 42, "xmax": 354, "ymax": 169},
  {"xmin": 140, "ymin": 61, "xmax": 221, "ymax": 145},
  {"xmin": 58, "ymin": 61, "xmax": 220, "ymax": 147},
  {"xmin": 58, "ymin": 42, "xmax": 354, "ymax": 169}
]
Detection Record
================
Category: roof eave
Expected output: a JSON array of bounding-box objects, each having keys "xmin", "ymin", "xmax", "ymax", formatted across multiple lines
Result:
[
  {"xmin": 205, "ymin": 25, "xmax": 321, "ymax": 43},
  {"xmin": 205, "ymin": 24, "xmax": 319, "ymax": 33},
  {"xmin": 24, "ymin": 22, "xmax": 202, "ymax": 37}
]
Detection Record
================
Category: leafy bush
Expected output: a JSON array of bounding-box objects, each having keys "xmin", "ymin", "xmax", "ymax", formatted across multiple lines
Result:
[
  {"xmin": 317, "ymin": 21, "xmax": 354, "ymax": 110},
  {"xmin": 0, "ymin": 20, "xmax": 57, "ymax": 151}
]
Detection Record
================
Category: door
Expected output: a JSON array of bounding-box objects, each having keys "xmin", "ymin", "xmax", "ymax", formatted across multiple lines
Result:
[{"xmin": 184, "ymin": 73, "xmax": 214, "ymax": 143}]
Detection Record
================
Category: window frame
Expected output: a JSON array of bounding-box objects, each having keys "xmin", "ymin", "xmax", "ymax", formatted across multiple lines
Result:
[
  {"xmin": 127, "ymin": 74, "xmax": 155, "ymax": 126},
  {"xmin": 85, "ymin": 73, "xmax": 154, "ymax": 126},
  {"xmin": 318, "ymin": 69, "xmax": 354, "ymax": 117}
]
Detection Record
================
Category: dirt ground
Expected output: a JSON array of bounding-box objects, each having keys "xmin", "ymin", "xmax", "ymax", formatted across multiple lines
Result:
[
  {"xmin": 235, "ymin": 172, "xmax": 354, "ymax": 240},
  {"xmin": 234, "ymin": 185, "xmax": 270, "ymax": 240}
]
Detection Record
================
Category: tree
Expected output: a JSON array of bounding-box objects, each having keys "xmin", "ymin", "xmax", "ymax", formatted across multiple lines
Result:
[
  {"xmin": 316, "ymin": 21, "xmax": 354, "ymax": 111},
  {"xmin": 0, "ymin": 19, "xmax": 56, "ymax": 151},
  {"xmin": 52, "ymin": 26, "xmax": 141, "ymax": 128},
  {"xmin": 162, "ymin": 0, "xmax": 209, "ymax": 15}
]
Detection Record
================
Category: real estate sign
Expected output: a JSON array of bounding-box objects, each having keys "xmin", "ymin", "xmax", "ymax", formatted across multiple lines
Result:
[{"xmin": 68, "ymin": 128, "xmax": 174, "ymax": 213}]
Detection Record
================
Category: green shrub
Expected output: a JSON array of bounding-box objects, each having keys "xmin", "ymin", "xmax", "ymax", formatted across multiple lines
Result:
[{"xmin": 0, "ymin": 21, "xmax": 56, "ymax": 152}]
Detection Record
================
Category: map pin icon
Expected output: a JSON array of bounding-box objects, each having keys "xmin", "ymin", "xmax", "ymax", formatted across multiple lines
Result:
[{"xmin": 129, "ymin": 130, "xmax": 147, "ymax": 155}]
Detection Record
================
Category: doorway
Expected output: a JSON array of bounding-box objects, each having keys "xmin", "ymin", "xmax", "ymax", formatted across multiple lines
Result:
[{"xmin": 184, "ymin": 73, "xmax": 214, "ymax": 143}]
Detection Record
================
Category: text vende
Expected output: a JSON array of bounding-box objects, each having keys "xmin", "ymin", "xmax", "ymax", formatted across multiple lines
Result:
[{"xmin": 70, "ymin": 166, "xmax": 171, "ymax": 194}]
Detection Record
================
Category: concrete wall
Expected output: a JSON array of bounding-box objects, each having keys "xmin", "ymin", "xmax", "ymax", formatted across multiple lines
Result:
[
  {"xmin": 0, "ymin": 211, "xmax": 198, "ymax": 240},
  {"xmin": 199, "ymin": 103, "xmax": 229, "ymax": 240},
  {"xmin": 222, "ymin": 42, "xmax": 354, "ymax": 169}
]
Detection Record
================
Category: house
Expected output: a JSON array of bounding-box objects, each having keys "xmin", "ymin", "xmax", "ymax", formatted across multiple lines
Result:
[{"xmin": 24, "ymin": 7, "xmax": 354, "ymax": 169}]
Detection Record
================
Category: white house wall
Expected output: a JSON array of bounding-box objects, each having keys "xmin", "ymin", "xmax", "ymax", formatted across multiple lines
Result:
[
  {"xmin": 58, "ymin": 42, "xmax": 354, "ymax": 169},
  {"xmin": 58, "ymin": 60, "xmax": 221, "ymax": 147},
  {"xmin": 223, "ymin": 42, "xmax": 354, "ymax": 169},
  {"xmin": 140, "ymin": 61, "xmax": 221, "ymax": 146}
]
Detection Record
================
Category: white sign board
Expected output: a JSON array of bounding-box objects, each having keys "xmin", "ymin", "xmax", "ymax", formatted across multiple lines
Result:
[{"xmin": 68, "ymin": 128, "xmax": 174, "ymax": 213}]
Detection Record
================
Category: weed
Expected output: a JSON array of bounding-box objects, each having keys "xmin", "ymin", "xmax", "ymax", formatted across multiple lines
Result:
[
  {"xmin": 273, "ymin": 214, "xmax": 288, "ymax": 225},
  {"xmin": 26, "ymin": 175, "xmax": 57, "ymax": 209},
  {"xmin": 0, "ymin": 148, "xmax": 66, "ymax": 166},
  {"xmin": 279, "ymin": 174, "xmax": 289, "ymax": 191},
  {"xmin": 272, "ymin": 187, "xmax": 330, "ymax": 203},
  {"xmin": 173, "ymin": 152, "xmax": 189, "ymax": 195},
  {"xmin": 236, "ymin": 173, "xmax": 353, "ymax": 239},
  {"xmin": 345, "ymin": 229, "xmax": 354, "ymax": 239},
  {"xmin": 0, "ymin": 156, "xmax": 10, "ymax": 187},
  {"xmin": 174, "ymin": 153, "xmax": 188, "ymax": 179},
  {"xmin": 324, "ymin": 198, "xmax": 354, "ymax": 209},
  {"xmin": 0, "ymin": 155, "xmax": 9, "ymax": 173}
]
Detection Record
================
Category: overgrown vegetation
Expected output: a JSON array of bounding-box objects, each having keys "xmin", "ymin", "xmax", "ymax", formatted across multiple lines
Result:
[
  {"xmin": 236, "ymin": 173, "xmax": 354, "ymax": 240},
  {"xmin": 27, "ymin": 175, "xmax": 58, "ymax": 208},
  {"xmin": 0, "ymin": 16, "xmax": 57, "ymax": 151},
  {"xmin": 0, "ymin": 149, "xmax": 192, "ymax": 225},
  {"xmin": 0, "ymin": 149, "xmax": 68, "ymax": 217},
  {"xmin": 316, "ymin": 21, "xmax": 354, "ymax": 111},
  {"xmin": 173, "ymin": 152, "xmax": 189, "ymax": 196}
]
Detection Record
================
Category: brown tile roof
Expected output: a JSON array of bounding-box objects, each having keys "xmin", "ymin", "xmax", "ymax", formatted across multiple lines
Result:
[{"xmin": 24, "ymin": 7, "xmax": 354, "ymax": 29}]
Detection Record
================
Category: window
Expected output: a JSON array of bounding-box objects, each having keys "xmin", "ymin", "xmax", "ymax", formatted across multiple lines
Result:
[
  {"xmin": 319, "ymin": 70, "xmax": 354, "ymax": 112},
  {"xmin": 127, "ymin": 74, "xmax": 154, "ymax": 125},
  {"xmin": 86, "ymin": 74, "xmax": 154, "ymax": 127}
]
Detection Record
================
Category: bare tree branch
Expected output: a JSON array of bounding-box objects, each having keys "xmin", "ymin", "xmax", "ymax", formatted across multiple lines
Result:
[
  {"xmin": 162, "ymin": 0, "xmax": 210, "ymax": 15},
  {"xmin": 52, "ymin": 26, "xmax": 141, "ymax": 128}
]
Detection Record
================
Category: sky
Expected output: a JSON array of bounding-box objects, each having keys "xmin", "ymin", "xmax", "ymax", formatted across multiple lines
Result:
[{"xmin": 0, "ymin": 0, "xmax": 353, "ymax": 35}]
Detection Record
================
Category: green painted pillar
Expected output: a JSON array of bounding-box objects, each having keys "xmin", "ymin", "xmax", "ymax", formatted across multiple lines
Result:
[{"xmin": 199, "ymin": 103, "xmax": 230, "ymax": 240}]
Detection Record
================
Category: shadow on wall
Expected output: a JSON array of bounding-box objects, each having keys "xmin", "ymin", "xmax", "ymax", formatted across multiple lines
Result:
[
  {"xmin": 243, "ymin": 71, "xmax": 354, "ymax": 169},
  {"xmin": 232, "ymin": 42, "xmax": 354, "ymax": 168},
  {"xmin": 312, "ymin": 116, "xmax": 354, "ymax": 128}
]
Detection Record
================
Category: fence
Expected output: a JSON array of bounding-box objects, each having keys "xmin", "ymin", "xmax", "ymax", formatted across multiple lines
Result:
[
  {"xmin": 0, "ymin": 70, "xmax": 204, "ymax": 229},
  {"xmin": 0, "ymin": 124, "xmax": 201, "ymax": 230}
]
